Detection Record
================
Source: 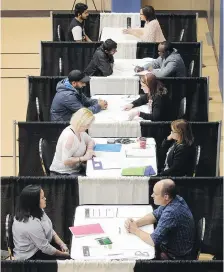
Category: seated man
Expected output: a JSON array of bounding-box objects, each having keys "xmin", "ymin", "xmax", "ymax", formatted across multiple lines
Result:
[
  {"xmin": 135, "ymin": 41, "xmax": 186, "ymax": 77},
  {"xmin": 84, "ymin": 39, "xmax": 117, "ymax": 77},
  {"xmin": 50, "ymin": 70, "xmax": 107, "ymax": 121},
  {"xmin": 68, "ymin": 3, "xmax": 92, "ymax": 42},
  {"xmin": 125, "ymin": 179, "xmax": 195, "ymax": 260}
]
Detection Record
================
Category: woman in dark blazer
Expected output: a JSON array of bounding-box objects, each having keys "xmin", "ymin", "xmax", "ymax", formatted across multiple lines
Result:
[
  {"xmin": 124, "ymin": 73, "xmax": 171, "ymax": 121},
  {"xmin": 158, "ymin": 119, "xmax": 196, "ymax": 176}
]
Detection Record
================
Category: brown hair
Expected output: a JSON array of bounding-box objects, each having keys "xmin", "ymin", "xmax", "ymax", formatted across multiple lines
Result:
[
  {"xmin": 140, "ymin": 73, "xmax": 167, "ymax": 99},
  {"xmin": 171, "ymin": 119, "xmax": 194, "ymax": 146}
]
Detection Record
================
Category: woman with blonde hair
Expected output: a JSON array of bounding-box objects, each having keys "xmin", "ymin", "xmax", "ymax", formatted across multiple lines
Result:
[
  {"xmin": 159, "ymin": 119, "xmax": 196, "ymax": 176},
  {"xmin": 50, "ymin": 108, "xmax": 95, "ymax": 176}
]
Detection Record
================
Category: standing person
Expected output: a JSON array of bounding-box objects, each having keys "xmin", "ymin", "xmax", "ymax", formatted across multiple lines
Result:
[
  {"xmin": 123, "ymin": 73, "xmax": 171, "ymax": 121},
  {"xmin": 135, "ymin": 41, "xmax": 186, "ymax": 77},
  {"xmin": 68, "ymin": 3, "xmax": 92, "ymax": 42},
  {"xmin": 84, "ymin": 39, "xmax": 117, "ymax": 76},
  {"xmin": 125, "ymin": 179, "xmax": 195, "ymax": 260},
  {"xmin": 50, "ymin": 70, "xmax": 108, "ymax": 121},
  {"xmin": 50, "ymin": 108, "xmax": 95, "ymax": 176},
  {"xmin": 12, "ymin": 185, "xmax": 70, "ymax": 260},
  {"xmin": 123, "ymin": 6, "xmax": 165, "ymax": 42}
]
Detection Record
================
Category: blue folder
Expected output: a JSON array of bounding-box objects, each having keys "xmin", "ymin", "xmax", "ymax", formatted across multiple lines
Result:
[{"xmin": 94, "ymin": 144, "xmax": 122, "ymax": 152}]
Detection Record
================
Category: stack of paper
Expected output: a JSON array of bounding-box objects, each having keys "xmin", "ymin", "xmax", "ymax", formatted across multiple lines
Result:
[{"xmin": 126, "ymin": 148, "xmax": 155, "ymax": 158}]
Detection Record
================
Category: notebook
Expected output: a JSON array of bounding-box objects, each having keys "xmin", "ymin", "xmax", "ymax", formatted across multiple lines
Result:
[
  {"xmin": 69, "ymin": 223, "xmax": 104, "ymax": 237},
  {"xmin": 94, "ymin": 144, "xmax": 122, "ymax": 152}
]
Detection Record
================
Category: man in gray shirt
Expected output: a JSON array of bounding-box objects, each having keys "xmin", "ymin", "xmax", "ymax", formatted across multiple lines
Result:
[{"xmin": 136, "ymin": 41, "xmax": 186, "ymax": 77}]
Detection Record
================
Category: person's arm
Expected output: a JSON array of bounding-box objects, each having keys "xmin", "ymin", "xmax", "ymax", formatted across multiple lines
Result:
[
  {"xmin": 96, "ymin": 53, "xmax": 113, "ymax": 76},
  {"xmin": 135, "ymin": 213, "xmax": 157, "ymax": 227},
  {"xmin": 125, "ymin": 28, "xmax": 144, "ymax": 39},
  {"xmin": 85, "ymin": 34, "xmax": 92, "ymax": 42},
  {"xmin": 72, "ymin": 26, "xmax": 83, "ymax": 42},
  {"xmin": 132, "ymin": 94, "xmax": 149, "ymax": 108},
  {"xmin": 52, "ymin": 232, "xmax": 69, "ymax": 252},
  {"xmin": 160, "ymin": 145, "xmax": 189, "ymax": 176},
  {"xmin": 81, "ymin": 94, "xmax": 101, "ymax": 114},
  {"xmin": 28, "ymin": 221, "xmax": 69, "ymax": 257},
  {"xmin": 152, "ymin": 61, "xmax": 177, "ymax": 77},
  {"xmin": 139, "ymin": 96, "xmax": 162, "ymax": 121}
]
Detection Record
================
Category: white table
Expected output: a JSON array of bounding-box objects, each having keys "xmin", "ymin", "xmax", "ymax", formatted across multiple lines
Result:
[
  {"xmin": 88, "ymin": 95, "xmax": 150, "ymax": 137},
  {"xmin": 71, "ymin": 205, "xmax": 155, "ymax": 260},
  {"xmin": 86, "ymin": 137, "xmax": 157, "ymax": 178}
]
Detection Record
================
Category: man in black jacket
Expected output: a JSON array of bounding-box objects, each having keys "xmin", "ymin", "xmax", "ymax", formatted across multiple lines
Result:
[
  {"xmin": 84, "ymin": 39, "xmax": 117, "ymax": 77},
  {"xmin": 68, "ymin": 3, "xmax": 92, "ymax": 42}
]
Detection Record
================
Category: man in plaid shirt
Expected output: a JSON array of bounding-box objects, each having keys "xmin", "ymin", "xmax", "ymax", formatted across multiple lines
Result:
[{"xmin": 125, "ymin": 179, "xmax": 195, "ymax": 260}]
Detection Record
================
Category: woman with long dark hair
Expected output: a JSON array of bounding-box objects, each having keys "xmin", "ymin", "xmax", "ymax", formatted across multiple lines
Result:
[
  {"xmin": 124, "ymin": 73, "xmax": 171, "ymax": 121},
  {"xmin": 159, "ymin": 119, "xmax": 196, "ymax": 176},
  {"xmin": 12, "ymin": 185, "xmax": 70, "ymax": 260},
  {"xmin": 123, "ymin": 6, "xmax": 165, "ymax": 42}
]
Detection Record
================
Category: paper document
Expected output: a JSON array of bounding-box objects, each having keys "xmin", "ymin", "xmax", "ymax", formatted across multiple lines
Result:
[{"xmin": 85, "ymin": 207, "xmax": 117, "ymax": 218}]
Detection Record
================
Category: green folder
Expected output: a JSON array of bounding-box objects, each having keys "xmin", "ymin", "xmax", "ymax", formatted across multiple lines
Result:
[{"xmin": 122, "ymin": 167, "xmax": 146, "ymax": 176}]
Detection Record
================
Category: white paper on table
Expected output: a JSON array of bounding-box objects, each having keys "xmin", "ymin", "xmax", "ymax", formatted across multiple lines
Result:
[
  {"xmin": 122, "ymin": 158, "xmax": 154, "ymax": 168},
  {"xmin": 125, "ymin": 148, "xmax": 156, "ymax": 158},
  {"xmin": 117, "ymin": 206, "xmax": 151, "ymax": 219}
]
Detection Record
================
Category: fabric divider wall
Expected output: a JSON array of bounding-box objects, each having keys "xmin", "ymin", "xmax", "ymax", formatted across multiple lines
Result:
[
  {"xmin": 136, "ymin": 42, "xmax": 201, "ymax": 77},
  {"xmin": 53, "ymin": 12, "xmax": 197, "ymax": 42},
  {"xmin": 140, "ymin": 121, "xmax": 221, "ymax": 177},
  {"xmin": 149, "ymin": 177, "xmax": 223, "ymax": 258},
  {"xmin": 18, "ymin": 122, "xmax": 220, "ymax": 176},
  {"xmin": 1, "ymin": 261, "xmax": 58, "ymax": 272},
  {"xmin": 41, "ymin": 42, "xmax": 102, "ymax": 76},
  {"xmin": 1, "ymin": 176, "xmax": 79, "ymax": 251},
  {"xmin": 26, "ymin": 76, "xmax": 208, "ymax": 122}
]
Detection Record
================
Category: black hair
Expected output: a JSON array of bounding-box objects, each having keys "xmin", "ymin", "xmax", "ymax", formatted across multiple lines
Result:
[
  {"xmin": 160, "ymin": 41, "xmax": 174, "ymax": 53},
  {"xmin": 161, "ymin": 180, "xmax": 177, "ymax": 199},
  {"xmin": 103, "ymin": 39, "xmax": 117, "ymax": 51},
  {"xmin": 142, "ymin": 6, "xmax": 156, "ymax": 22},
  {"xmin": 15, "ymin": 185, "xmax": 44, "ymax": 222},
  {"xmin": 74, "ymin": 3, "xmax": 88, "ymax": 17}
]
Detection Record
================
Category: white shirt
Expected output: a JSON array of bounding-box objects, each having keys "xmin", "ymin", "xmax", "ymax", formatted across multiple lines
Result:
[
  {"xmin": 50, "ymin": 126, "xmax": 92, "ymax": 174},
  {"xmin": 141, "ymin": 19, "xmax": 166, "ymax": 42}
]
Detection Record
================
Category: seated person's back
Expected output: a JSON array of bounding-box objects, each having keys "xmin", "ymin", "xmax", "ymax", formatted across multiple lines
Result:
[{"xmin": 84, "ymin": 39, "xmax": 117, "ymax": 77}]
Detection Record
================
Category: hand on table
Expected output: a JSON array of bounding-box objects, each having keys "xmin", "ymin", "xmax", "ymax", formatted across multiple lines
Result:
[
  {"xmin": 134, "ymin": 66, "xmax": 144, "ymax": 73},
  {"xmin": 123, "ymin": 104, "xmax": 134, "ymax": 111},
  {"xmin": 98, "ymin": 99, "xmax": 108, "ymax": 110},
  {"xmin": 60, "ymin": 243, "xmax": 69, "ymax": 253},
  {"xmin": 123, "ymin": 28, "xmax": 132, "ymax": 34},
  {"xmin": 128, "ymin": 110, "xmax": 139, "ymax": 121},
  {"xmin": 84, "ymin": 150, "xmax": 96, "ymax": 160},
  {"xmin": 125, "ymin": 218, "xmax": 138, "ymax": 235}
]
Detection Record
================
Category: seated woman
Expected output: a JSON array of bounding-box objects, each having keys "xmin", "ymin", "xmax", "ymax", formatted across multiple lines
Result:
[
  {"xmin": 123, "ymin": 6, "xmax": 165, "ymax": 42},
  {"xmin": 158, "ymin": 119, "xmax": 196, "ymax": 176},
  {"xmin": 50, "ymin": 108, "xmax": 95, "ymax": 176},
  {"xmin": 12, "ymin": 185, "xmax": 70, "ymax": 260},
  {"xmin": 124, "ymin": 73, "xmax": 171, "ymax": 121}
]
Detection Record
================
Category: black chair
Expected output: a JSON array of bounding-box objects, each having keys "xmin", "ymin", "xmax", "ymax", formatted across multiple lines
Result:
[
  {"xmin": 178, "ymin": 97, "xmax": 186, "ymax": 118},
  {"xmin": 5, "ymin": 214, "xmax": 14, "ymax": 260},
  {"xmin": 188, "ymin": 60, "xmax": 195, "ymax": 77},
  {"xmin": 39, "ymin": 138, "xmax": 54, "ymax": 176},
  {"xmin": 193, "ymin": 145, "xmax": 201, "ymax": 177},
  {"xmin": 57, "ymin": 25, "xmax": 62, "ymax": 41},
  {"xmin": 192, "ymin": 217, "xmax": 206, "ymax": 259}
]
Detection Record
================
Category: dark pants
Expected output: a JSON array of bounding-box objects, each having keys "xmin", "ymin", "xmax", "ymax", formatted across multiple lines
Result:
[
  {"xmin": 28, "ymin": 242, "xmax": 71, "ymax": 260},
  {"xmin": 155, "ymin": 247, "xmax": 193, "ymax": 260}
]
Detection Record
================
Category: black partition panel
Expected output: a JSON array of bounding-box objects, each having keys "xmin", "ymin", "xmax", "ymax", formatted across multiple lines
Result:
[
  {"xmin": 136, "ymin": 42, "xmax": 201, "ymax": 77},
  {"xmin": 140, "ymin": 121, "xmax": 221, "ymax": 177},
  {"xmin": 53, "ymin": 12, "xmax": 197, "ymax": 42},
  {"xmin": 41, "ymin": 42, "xmax": 102, "ymax": 76},
  {"xmin": 27, "ymin": 76, "xmax": 208, "ymax": 122},
  {"xmin": 1, "ymin": 176, "xmax": 79, "ymax": 250},
  {"xmin": 149, "ymin": 177, "xmax": 223, "ymax": 258},
  {"xmin": 18, "ymin": 122, "xmax": 220, "ymax": 176}
]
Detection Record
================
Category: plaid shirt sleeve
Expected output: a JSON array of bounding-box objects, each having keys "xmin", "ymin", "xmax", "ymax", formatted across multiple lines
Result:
[
  {"xmin": 150, "ymin": 210, "xmax": 177, "ymax": 246},
  {"xmin": 153, "ymin": 206, "xmax": 164, "ymax": 221}
]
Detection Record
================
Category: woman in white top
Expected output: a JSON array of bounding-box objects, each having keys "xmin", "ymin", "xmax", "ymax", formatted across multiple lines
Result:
[
  {"xmin": 123, "ymin": 6, "xmax": 165, "ymax": 43},
  {"xmin": 50, "ymin": 108, "xmax": 95, "ymax": 176}
]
